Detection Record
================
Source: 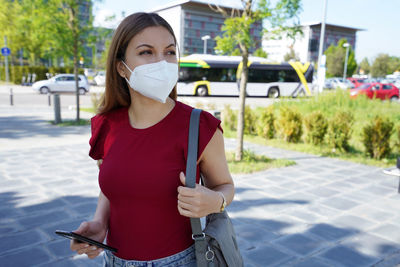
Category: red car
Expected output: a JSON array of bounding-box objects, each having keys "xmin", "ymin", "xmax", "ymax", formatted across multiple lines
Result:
[
  {"xmin": 347, "ymin": 77, "xmax": 367, "ymax": 88},
  {"xmin": 350, "ymin": 83, "xmax": 399, "ymax": 101}
]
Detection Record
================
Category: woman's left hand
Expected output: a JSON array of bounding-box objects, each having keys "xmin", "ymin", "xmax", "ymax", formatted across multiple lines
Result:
[{"xmin": 177, "ymin": 172, "xmax": 222, "ymax": 218}]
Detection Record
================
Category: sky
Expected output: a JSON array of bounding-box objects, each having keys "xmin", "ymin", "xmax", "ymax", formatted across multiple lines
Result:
[{"xmin": 92, "ymin": 0, "xmax": 400, "ymax": 63}]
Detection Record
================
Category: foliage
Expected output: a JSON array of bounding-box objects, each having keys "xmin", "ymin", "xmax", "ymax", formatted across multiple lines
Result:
[
  {"xmin": 325, "ymin": 38, "xmax": 357, "ymax": 78},
  {"xmin": 362, "ymin": 116, "xmax": 394, "ymax": 159},
  {"xmin": 395, "ymin": 124, "xmax": 400, "ymax": 154},
  {"xmin": 359, "ymin": 57, "xmax": 370, "ymax": 75},
  {"xmin": 256, "ymin": 106, "xmax": 276, "ymax": 139},
  {"xmin": 244, "ymin": 105, "xmax": 257, "ymax": 135},
  {"xmin": 222, "ymin": 105, "xmax": 237, "ymax": 131},
  {"xmin": 326, "ymin": 111, "xmax": 354, "ymax": 152},
  {"xmin": 370, "ymin": 54, "xmax": 400, "ymax": 77},
  {"xmin": 276, "ymin": 105, "xmax": 303, "ymax": 143},
  {"xmin": 304, "ymin": 111, "xmax": 328, "ymax": 145},
  {"xmin": 253, "ymin": 48, "xmax": 268, "ymax": 58},
  {"xmin": 212, "ymin": 0, "xmax": 302, "ymax": 161},
  {"xmin": 284, "ymin": 47, "xmax": 300, "ymax": 62},
  {"xmin": 226, "ymin": 149, "xmax": 295, "ymax": 174}
]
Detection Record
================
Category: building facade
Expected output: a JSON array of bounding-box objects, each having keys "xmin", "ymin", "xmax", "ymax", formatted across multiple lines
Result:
[
  {"xmin": 152, "ymin": 0, "xmax": 263, "ymax": 55},
  {"xmin": 263, "ymin": 22, "xmax": 362, "ymax": 63}
]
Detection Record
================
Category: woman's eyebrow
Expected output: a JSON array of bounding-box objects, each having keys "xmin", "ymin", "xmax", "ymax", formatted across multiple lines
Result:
[
  {"xmin": 136, "ymin": 44, "xmax": 153, "ymax": 49},
  {"xmin": 165, "ymin": 44, "xmax": 176, "ymax": 49}
]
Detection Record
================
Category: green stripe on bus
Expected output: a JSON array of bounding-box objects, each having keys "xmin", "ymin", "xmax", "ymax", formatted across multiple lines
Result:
[{"xmin": 180, "ymin": 62, "xmax": 203, "ymax": 68}]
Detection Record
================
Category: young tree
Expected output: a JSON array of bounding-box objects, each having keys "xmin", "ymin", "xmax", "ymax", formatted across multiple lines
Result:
[
  {"xmin": 325, "ymin": 38, "xmax": 357, "ymax": 78},
  {"xmin": 211, "ymin": 0, "xmax": 302, "ymax": 161},
  {"xmin": 53, "ymin": 0, "xmax": 94, "ymax": 122}
]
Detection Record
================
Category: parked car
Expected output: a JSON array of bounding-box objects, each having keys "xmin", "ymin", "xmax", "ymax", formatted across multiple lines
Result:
[
  {"xmin": 329, "ymin": 78, "xmax": 355, "ymax": 89},
  {"xmin": 349, "ymin": 83, "xmax": 399, "ymax": 101},
  {"xmin": 93, "ymin": 71, "xmax": 106, "ymax": 86},
  {"xmin": 32, "ymin": 74, "xmax": 90, "ymax": 95},
  {"xmin": 347, "ymin": 77, "xmax": 366, "ymax": 88}
]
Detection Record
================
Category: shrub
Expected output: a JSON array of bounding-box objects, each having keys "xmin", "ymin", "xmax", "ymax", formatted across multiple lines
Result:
[
  {"xmin": 395, "ymin": 124, "xmax": 400, "ymax": 154},
  {"xmin": 256, "ymin": 106, "xmax": 276, "ymax": 139},
  {"xmin": 244, "ymin": 106, "xmax": 257, "ymax": 135},
  {"xmin": 304, "ymin": 111, "xmax": 328, "ymax": 145},
  {"xmin": 362, "ymin": 116, "xmax": 394, "ymax": 159},
  {"xmin": 277, "ymin": 105, "xmax": 303, "ymax": 143},
  {"xmin": 222, "ymin": 105, "xmax": 237, "ymax": 131},
  {"xmin": 326, "ymin": 111, "xmax": 354, "ymax": 152}
]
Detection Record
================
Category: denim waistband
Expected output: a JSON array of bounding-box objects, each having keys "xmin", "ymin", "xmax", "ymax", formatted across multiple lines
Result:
[{"xmin": 103, "ymin": 245, "xmax": 196, "ymax": 267}]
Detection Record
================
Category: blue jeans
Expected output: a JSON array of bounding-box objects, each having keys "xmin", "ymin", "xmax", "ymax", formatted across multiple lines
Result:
[{"xmin": 103, "ymin": 245, "xmax": 196, "ymax": 267}]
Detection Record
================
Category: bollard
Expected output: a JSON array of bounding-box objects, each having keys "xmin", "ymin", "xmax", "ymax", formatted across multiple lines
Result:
[
  {"xmin": 397, "ymin": 157, "xmax": 400, "ymax": 194},
  {"xmin": 53, "ymin": 94, "xmax": 61, "ymax": 124},
  {"xmin": 211, "ymin": 110, "xmax": 221, "ymax": 120},
  {"xmin": 47, "ymin": 92, "xmax": 51, "ymax": 106},
  {"xmin": 9, "ymin": 88, "xmax": 13, "ymax": 106}
]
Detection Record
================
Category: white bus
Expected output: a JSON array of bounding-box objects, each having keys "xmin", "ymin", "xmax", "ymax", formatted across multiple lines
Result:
[{"xmin": 177, "ymin": 54, "xmax": 314, "ymax": 98}]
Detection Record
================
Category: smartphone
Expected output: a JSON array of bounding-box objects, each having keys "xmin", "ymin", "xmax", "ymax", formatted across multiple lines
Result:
[{"xmin": 55, "ymin": 230, "xmax": 118, "ymax": 253}]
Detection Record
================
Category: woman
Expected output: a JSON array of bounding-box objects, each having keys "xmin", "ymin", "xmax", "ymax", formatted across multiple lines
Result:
[{"xmin": 71, "ymin": 12, "xmax": 235, "ymax": 267}]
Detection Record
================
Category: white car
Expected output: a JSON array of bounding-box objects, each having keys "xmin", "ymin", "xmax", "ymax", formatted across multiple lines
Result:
[
  {"xmin": 32, "ymin": 74, "xmax": 90, "ymax": 95},
  {"xmin": 329, "ymin": 78, "xmax": 355, "ymax": 89},
  {"xmin": 93, "ymin": 71, "xmax": 106, "ymax": 86}
]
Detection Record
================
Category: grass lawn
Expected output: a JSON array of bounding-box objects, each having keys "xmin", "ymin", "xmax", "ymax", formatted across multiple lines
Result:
[{"xmin": 49, "ymin": 119, "xmax": 91, "ymax": 126}]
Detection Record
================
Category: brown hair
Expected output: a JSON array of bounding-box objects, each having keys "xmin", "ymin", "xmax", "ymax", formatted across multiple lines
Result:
[{"xmin": 98, "ymin": 12, "xmax": 178, "ymax": 114}]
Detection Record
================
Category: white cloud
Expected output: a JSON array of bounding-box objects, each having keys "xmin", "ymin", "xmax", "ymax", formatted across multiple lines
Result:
[{"xmin": 93, "ymin": 9, "xmax": 122, "ymax": 29}]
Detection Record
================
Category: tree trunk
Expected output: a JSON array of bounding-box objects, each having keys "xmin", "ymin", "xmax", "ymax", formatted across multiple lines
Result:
[
  {"xmin": 235, "ymin": 48, "xmax": 249, "ymax": 161},
  {"xmin": 73, "ymin": 34, "xmax": 80, "ymax": 122}
]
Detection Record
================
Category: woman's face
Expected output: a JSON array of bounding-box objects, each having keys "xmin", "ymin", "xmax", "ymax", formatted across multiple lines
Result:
[{"xmin": 119, "ymin": 26, "xmax": 177, "ymax": 77}]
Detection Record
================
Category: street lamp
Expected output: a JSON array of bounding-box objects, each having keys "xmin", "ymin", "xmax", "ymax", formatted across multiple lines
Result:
[
  {"xmin": 201, "ymin": 35, "xmax": 210, "ymax": 54},
  {"xmin": 343, "ymin": 43, "xmax": 350, "ymax": 81}
]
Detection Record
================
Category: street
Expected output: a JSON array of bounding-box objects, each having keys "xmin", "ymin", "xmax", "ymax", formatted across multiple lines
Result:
[{"xmin": 0, "ymin": 85, "xmax": 278, "ymax": 110}]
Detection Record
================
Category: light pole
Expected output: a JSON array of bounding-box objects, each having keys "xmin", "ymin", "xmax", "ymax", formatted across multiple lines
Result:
[
  {"xmin": 316, "ymin": 0, "xmax": 328, "ymax": 93},
  {"xmin": 201, "ymin": 35, "xmax": 210, "ymax": 54},
  {"xmin": 342, "ymin": 43, "xmax": 350, "ymax": 81}
]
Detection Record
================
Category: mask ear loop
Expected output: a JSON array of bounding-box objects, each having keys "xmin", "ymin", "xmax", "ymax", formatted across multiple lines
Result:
[{"xmin": 121, "ymin": 61, "xmax": 134, "ymax": 85}]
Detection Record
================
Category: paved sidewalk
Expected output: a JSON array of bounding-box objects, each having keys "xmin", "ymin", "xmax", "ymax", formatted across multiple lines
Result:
[{"xmin": 0, "ymin": 107, "xmax": 399, "ymax": 267}]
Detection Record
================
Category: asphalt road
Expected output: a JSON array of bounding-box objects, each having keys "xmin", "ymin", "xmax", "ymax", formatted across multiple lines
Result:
[{"xmin": 0, "ymin": 85, "xmax": 277, "ymax": 109}]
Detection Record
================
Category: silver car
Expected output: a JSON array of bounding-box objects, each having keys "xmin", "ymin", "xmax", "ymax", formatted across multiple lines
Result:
[{"xmin": 32, "ymin": 74, "xmax": 90, "ymax": 95}]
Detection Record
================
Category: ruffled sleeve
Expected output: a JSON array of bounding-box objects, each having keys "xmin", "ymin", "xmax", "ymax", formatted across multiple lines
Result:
[
  {"xmin": 89, "ymin": 114, "xmax": 108, "ymax": 160},
  {"xmin": 197, "ymin": 110, "xmax": 223, "ymax": 159}
]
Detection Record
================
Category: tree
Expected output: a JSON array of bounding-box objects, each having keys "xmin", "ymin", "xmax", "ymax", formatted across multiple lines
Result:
[
  {"xmin": 371, "ymin": 54, "xmax": 390, "ymax": 77},
  {"xmin": 359, "ymin": 57, "xmax": 370, "ymax": 75},
  {"xmin": 211, "ymin": 0, "xmax": 302, "ymax": 161},
  {"xmin": 284, "ymin": 47, "xmax": 299, "ymax": 61},
  {"xmin": 325, "ymin": 38, "xmax": 357, "ymax": 78},
  {"xmin": 253, "ymin": 47, "xmax": 268, "ymax": 58},
  {"xmin": 53, "ymin": 0, "xmax": 94, "ymax": 122}
]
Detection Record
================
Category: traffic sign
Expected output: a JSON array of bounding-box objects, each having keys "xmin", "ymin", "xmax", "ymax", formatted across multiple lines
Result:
[{"xmin": 1, "ymin": 47, "xmax": 10, "ymax": 56}]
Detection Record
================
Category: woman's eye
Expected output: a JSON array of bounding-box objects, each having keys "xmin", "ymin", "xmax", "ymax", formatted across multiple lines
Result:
[
  {"xmin": 139, "ymin": 50, "xmax": 152, "ymax": 55},
  {"xmin": 167, "ymin": 50, "xmax": 176, "ymax": 55}
]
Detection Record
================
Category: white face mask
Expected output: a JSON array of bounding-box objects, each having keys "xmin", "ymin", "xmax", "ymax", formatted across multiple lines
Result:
[{"xmin": 122, "ymin": 60, "xmax": 178, "ymax": 103}]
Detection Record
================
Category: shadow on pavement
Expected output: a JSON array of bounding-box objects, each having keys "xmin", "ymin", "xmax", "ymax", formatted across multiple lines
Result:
[
  {"xmin": 0, "ymin": 116, "xmax": 91, "ymax": 140},
  {"xmin": 0, "ymin": 191, "xmax": 101, "ymax": 267}
]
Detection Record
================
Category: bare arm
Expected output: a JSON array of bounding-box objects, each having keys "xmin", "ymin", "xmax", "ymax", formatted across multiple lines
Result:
[{"xmin": 178, "ymin": 129, "xmax": 235, "ymax": 217}]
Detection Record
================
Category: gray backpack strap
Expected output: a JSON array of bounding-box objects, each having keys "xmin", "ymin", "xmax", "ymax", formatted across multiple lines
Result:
[{"xmin": 186, "ymin": 109, "xmax": 213, "ymax": 267}]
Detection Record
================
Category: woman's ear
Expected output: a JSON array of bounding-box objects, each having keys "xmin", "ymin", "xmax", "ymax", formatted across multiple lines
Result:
[{"xmin": 116, "ymin": 61, "xmax": 126, "ymax": 78}]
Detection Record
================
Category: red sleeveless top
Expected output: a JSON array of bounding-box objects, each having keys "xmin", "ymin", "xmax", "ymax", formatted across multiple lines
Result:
[{"xmin": 89, "ymin": 101, "xmax": 222, "ymax": 260}]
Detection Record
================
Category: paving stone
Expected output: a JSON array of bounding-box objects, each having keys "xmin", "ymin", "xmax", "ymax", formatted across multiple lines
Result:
[
  {"xmin": 0, "ymin": 247, "xmax": 52, "ymax": 267},
  {"xmin": 362, "ymin": 185, "xmax": 397, "ymax": 196},
  {"xmin": 19, "ymin": 210, "xmax": 71, "ymax": 229},
  {"xmin": 308, "ymin": 223, "xmax": 355, "ymax": 241},
  {"xmin": 0, "ymin": 229, "xmax": 49, "ymax": 254},
  {"xmin": 342, "ymin": 233, "xmax": 400, "ymax": 259},
  {"xmin": 245, "ymin": 244, "xmax": 295, "ymax": 266},
  {"xmin": 45, "ymin": 239, "xmax": 76, "ymax": 258},
  {"xmin": 319, "ymin": 245, "xmax": 380, "ymax": 267},
  {"xmin": 371, "ymin": 224, "xmax": 400, "ymax": 243},
  {"xmin": 320, "ymin": 197, "xmax": 360, "ymax": 211},
  {"xmin": 275, "ymin": 234, "xmax": 325, "ymax": 256},
  {"xmin": 332, "ymin": 215, "xmax": 375, "ymax": 231},
  {"xmin": 290, "ymin": 257, "xmax": 333, "ymax": 267},
  {"xmin": 307, "ymin": 187, "xmax": 341, "ymax": 198}
]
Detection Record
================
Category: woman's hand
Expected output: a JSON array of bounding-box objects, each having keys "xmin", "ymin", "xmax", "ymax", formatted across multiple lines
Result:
[
  {"xmin": 70, "ymin": 221, "xmax": 107, "ymax": 259},
  {"xmin": 177, "ymin": 172, "xmax": 223, "ymax": 218}
]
